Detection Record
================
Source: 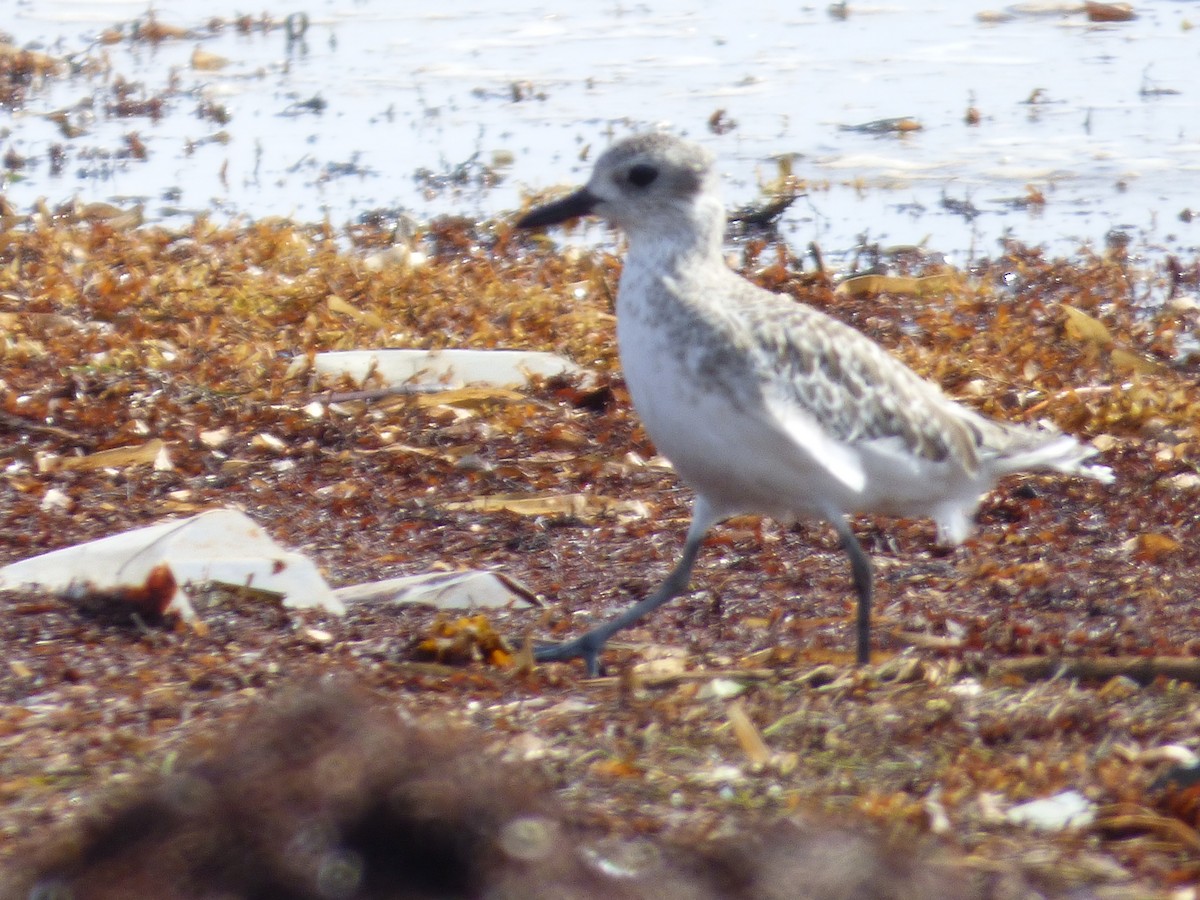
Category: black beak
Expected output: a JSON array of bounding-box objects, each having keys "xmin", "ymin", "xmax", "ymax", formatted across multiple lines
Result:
[{"xmin": 516, "ymin": 187, "xmax": 599, "ymax": 229}]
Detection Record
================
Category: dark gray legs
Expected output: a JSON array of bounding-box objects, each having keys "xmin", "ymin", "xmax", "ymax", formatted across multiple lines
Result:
[
  {"xmin": 533, "ymin": 531, "xmax": 705, "ymax": 676},
  {"xmin": 831, "ymin": 515, "xmax": 874, "ymax": 665},
  {"xmin": 533, "ymin": 504, "xmax": 875, "ymax": 674}
]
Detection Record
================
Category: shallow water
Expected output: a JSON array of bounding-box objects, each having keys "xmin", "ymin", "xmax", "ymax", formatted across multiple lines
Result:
[{"xmin": 5, "ymin": 1, "xmax": 1199, "ymax": 265}]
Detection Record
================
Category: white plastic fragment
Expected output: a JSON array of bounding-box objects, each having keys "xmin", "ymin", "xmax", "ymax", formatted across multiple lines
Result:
[
  {"xmin": 199, "ymin": 426, "xmax": 233, "ymax": 449},
  {"xmin": 0, "ymin": 508, "xmax": 344, "ymax": 621},
  {"xmin": 251, "ymin": 432, "xmax": 288, "ymax": 453},
  {"xmin": 362, "ymin": 245, "xmax": 427, "ymax": 271},
  {"xmin": 332, "ymin": 569, "xmax": 539, "ymax": 610},
  {"xmin": 688, "ymin": 764, "xmax": 747, "ymax": 787},
  {"xmin": 39, "ymin": 488, "xmax": 72, "ymax": 513},
  {"xmin": 697, "ymin": 678, "xmax": 747, "ymax": 700},
  {"xmin": 152, "ymin": 442, "xmax": 174, "ymax": 471},
  {"xmin": 314, "ymin": 348, "xmax": 585, "ymax": 390},
  {"xmin": 1126, "ymin": 744, "xmax": 1200, "ymax": 767},
  {"xmin": 924, "ymin": 787, "xmax": 952, "ymax": 835},
  {"xmin": 1005, "ymin": 790, "xmax": 1096, "ymax": 831}
]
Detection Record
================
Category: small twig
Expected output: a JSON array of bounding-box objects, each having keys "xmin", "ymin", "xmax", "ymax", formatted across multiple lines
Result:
[
  {"xmin": 1094, "ymin": 805, "xmax": 1200, "ymax": 854},
  {"xmin": 727, "ymin": 194, "xmax": 798, "ymax": 229},
  {"xmin": 808, "ymin": 241, "xmax": 826, "ymax": 276},
  {"xmin": 892, "ymin": 630, "xmax": 964, "ymax": 651},
  {"xmin": 990, "ymin": 656, "xmax": 1200, "ymax": 685},
  {"xmin": 1014, "ymin": 384, "xmax": 1122, "ymax": 421},
  {"xmin": 728, "ymin": 698, "xmax": 772, "ymax": 767},
  {"xmin": 0, "ymin": 410, "xmax": 97, "ymax": 448},
  {"xmin": 315, "ymin": 384, "xmax": 448, "ymax": 404},
  {"xmin": 580, "ymin": 667, "xmax": 776, "ymax": 688}
]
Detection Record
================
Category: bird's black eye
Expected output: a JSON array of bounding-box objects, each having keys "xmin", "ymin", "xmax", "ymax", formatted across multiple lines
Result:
[{"xmin": 627, "ymin": 164, "xmax": 658, "ymax": 188}]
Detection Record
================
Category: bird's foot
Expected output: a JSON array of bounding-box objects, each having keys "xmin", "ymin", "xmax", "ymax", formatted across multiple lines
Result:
[{"xmin": 532, "ymin": 632, "xmax": 607, "ymax": 677}]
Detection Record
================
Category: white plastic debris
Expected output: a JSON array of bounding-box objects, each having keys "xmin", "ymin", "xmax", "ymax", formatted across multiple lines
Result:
[
  {"xmin": 0, "ymin": 508, "xmax": 344, "ymax": 620},
  {"xmin": 1005, "ymin": 790, "xmax": 1096, "ymax": 831},
  {"xmin": 199, "ymin": 426, "xmax": 233, "ymax": 449},
  {"xmin": 333, "ymin": 569, "xmax": 538, "ymax": 610},
  {"xmin": 697, "ymin": 678, "xmax": 747, "ymax": 701},
  {"xmin": 314, "ymin": 348, "xmax": 584, "ymax": 390},
  {"xmin": 688, "ymin": 764, "xmax": 748, "ymax": 787},
  {"xmin": 362, "ymin": 244, "xmax": 427, "ymax": 271},
  {"xmin": 39, "ymin": 488, "xmax": 72, "ymax": 513},
  {"xmin": 923, "ymin": 786, "xmax": 952, "ymax": 835}
]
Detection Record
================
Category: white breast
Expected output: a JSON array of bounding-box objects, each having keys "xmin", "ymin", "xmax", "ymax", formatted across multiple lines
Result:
[{"xmin": 616, "ymin": 261, "xmax": 864, "ymax": 523}]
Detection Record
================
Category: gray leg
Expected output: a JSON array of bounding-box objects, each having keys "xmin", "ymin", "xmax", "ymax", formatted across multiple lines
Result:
[
  {"xmin": 535, "ymin": 498, "xmax": 720, "ymax": 676},
  {"xmin": 830, "ymin": 516, "xmax": 874, "ymax": 665}
]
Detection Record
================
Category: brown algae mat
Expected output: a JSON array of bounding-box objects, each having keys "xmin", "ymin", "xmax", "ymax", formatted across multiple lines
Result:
[{"xmin": 2, "ymin": 211, "xmax": 1200, "ymax": 896}]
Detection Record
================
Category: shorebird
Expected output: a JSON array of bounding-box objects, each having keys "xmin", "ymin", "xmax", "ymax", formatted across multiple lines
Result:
[{"xmin": 516, "ymin": 132, "xmax": 1112, "ymax": 675}]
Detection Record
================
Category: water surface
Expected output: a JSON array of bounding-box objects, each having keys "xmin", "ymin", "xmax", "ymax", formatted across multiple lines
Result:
[{"xmin": 5, "ymin": 1, "xmax": 1198, "ymax": 264}]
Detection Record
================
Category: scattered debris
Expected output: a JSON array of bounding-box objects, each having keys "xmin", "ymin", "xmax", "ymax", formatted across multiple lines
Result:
[
  {"xmin": 334, "ymin": 569, "xmax": 540, "ymax": 610},
  {"xmin": 0, "ymin": 178, "xmax": 1198, "ymax": 895},
  {"xmin": 1086, "ymin": 2, "xmax": 1137, "ymax": 23},
  {"xmin": 838, "ymin": 117, "xmax": 923, "ymax": 135},
  {"xmin": 727, "ymin": 194, "xmax": 798, "ymax": 231},
  {"xmin": 989, "ymin": 656, "xmax": 1200, "ymax": 685},
  {"xmin": 0, "ymin": 509, "xmax": 344, "ymax": 621},
  {"xmin": 415, "ymin": 613, "xmax": 514, "ymax": 665},
  {"xmin": 6, "ymin": 685, "xmax": 993, "ymax": 899},
  {"xmin": 190, "ymin": 46, "xmax": 229, "ymax": 70},
  {"xmin": 36, "ymin": 438, "xmax": 171, "ymax": 474},
  {"xmin": 314, "ymin": 348, "xmax": 587, "ymax": 390},
  {"xmin": 836, "ymin": 272, "xmax": 959, "ymax": 297},
  {"xmin": 707, "ymin": 108, "xmax": 738, "ymax": 135},
  {"xmin": 280, "ymin": 93, "xmax": 327, "ymax": 116},
  {"xmin": 1006, "ymin": 790, "xmax": 1096, "ymax": 831},
  {"xmin": 440, "ymin": 492, "xmax": 650, "ymax": 523}
]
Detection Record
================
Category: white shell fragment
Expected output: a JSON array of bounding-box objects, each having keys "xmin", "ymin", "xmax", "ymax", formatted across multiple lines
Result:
[
  {"xmin": 333, "ymin": 569, "xmax": 539, "ymax": 610},
  {"xmin": 0, "ymin": 508, "xmax": 344, "ymax": 620},
  {"xmin": 1005, "ymin": 790, "xmax": 1096, "ymax": 831},
  {"xmin": 314, "ymin": 348, "xmax": 585, "ymax": 390}
]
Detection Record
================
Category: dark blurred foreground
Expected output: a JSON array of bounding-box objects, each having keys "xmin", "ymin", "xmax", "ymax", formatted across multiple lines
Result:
[{"xmin": 6, "ymin": 683, "xmax": 1036, "ymax": 900}]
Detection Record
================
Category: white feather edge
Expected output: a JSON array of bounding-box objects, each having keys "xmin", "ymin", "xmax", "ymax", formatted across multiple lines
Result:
[{"xmin": 761, "ymin": 392, "xmax": 867, "ymax": 494}]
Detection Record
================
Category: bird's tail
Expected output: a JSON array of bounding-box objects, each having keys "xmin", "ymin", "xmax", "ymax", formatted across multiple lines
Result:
[{"xmin": 990, "ymin": 427, "xmax": 1114, "ymax": 484}]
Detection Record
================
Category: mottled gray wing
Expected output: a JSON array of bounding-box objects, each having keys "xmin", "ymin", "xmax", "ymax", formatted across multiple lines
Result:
[{"xmin": 733, "ymin": 289, "xmax": 985, "ymax": 474}]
